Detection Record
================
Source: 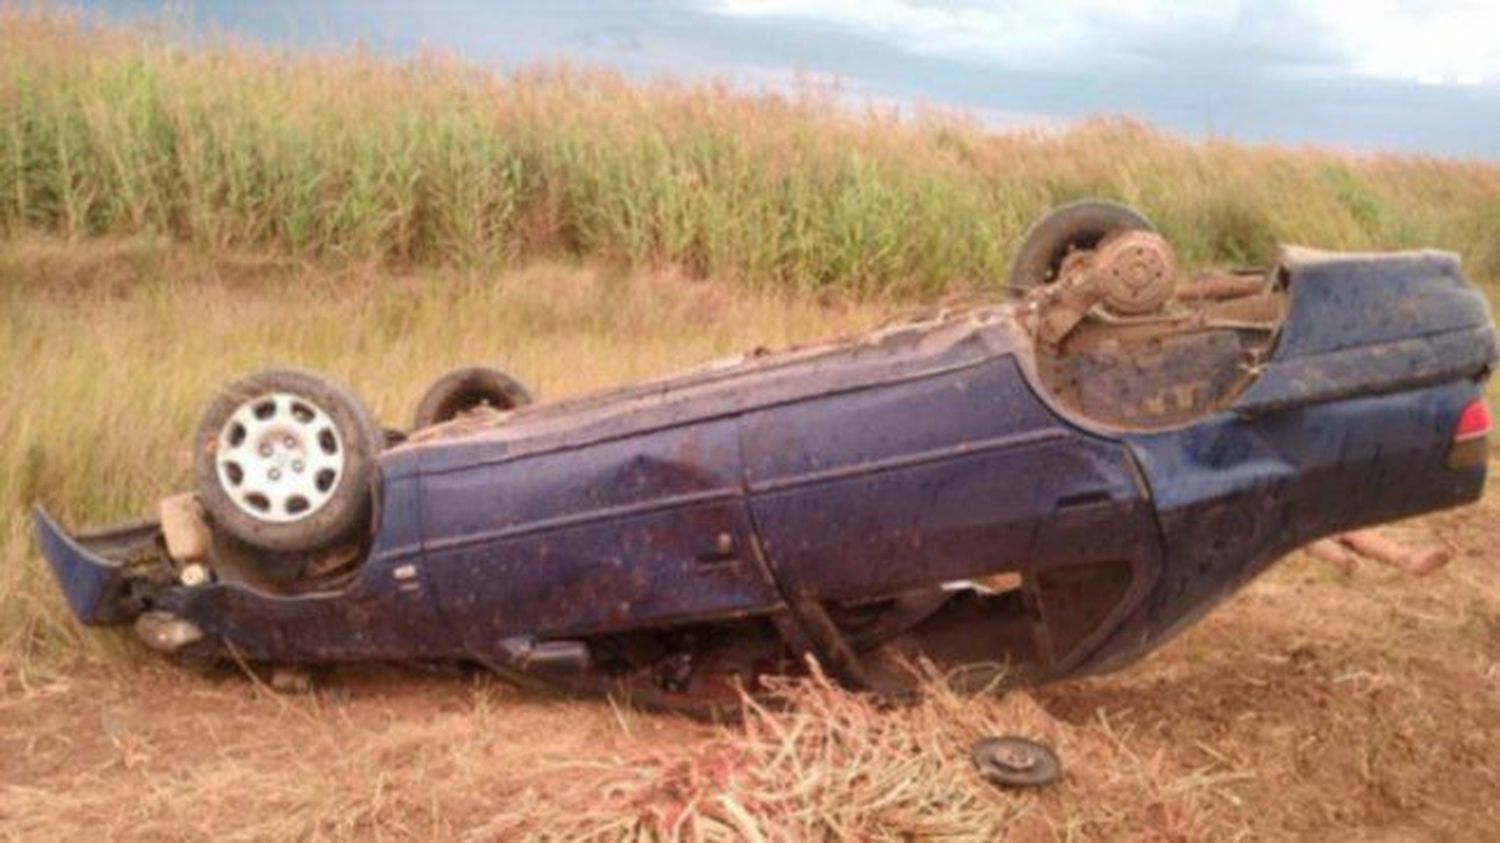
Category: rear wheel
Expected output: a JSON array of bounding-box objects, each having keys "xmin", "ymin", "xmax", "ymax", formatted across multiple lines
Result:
[
  {"xmin": 412, "ymin": 366, "xmax": 533, "ymax": 429},
  {"xmin": 194, "ymin": 369, "xmax": 380, "ymax": 554},
  {"xmin": 1007, "ymin": 199, "xmax": 1156, "ymax": 294}
]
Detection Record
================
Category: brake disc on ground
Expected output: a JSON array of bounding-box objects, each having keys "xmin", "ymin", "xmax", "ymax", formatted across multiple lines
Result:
[{"xmin": 970, "ymin": 736, "xmax": 1063, "ymax": 788}]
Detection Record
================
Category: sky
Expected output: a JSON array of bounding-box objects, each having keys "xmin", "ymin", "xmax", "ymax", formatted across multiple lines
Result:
[{"xmin": 84, "ymin": 0, "xmax": 1500, "ymax": 159}]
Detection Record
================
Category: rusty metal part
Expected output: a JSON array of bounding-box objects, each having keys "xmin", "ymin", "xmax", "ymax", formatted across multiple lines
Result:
[
  {"xmin": 1061, "ymin": 293, "xmax": 1287, "ymax": 355},
  {"xmin": 1199, "ymin": 292, "xmax": 1287, "ymax": 326},
  {"xmin": 1031, "ymin": 242, "xmax": 1289, "ymax": 428},
  {"xmin": 1090, "ymin": 230, "xmax": 1178, "ymax": 315},
  {"xmin": 1032, "ymin": 283, "xmax": 1099, "ymax": 348},
  {"xmin": 1305, "ymin": 538, "xmax": 1360, "ymax": 575},
  {"xmin": 1178, "ymin": 272, "xmax": 1268, "ymax": 300},
  {"xmin": 1336, "ymin": 529, "xmax": 1454, "ymax": 575},
  {"xmin": 1039, "ymin": 327, "xmax": 1269, "ymax": 428},
  {"xmin": 1032, "ymin": 230, "xmax": 1179, "ymax": 347}
]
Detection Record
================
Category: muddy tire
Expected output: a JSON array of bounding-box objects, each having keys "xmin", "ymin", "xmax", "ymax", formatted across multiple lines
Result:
[
  {"xmin": 1008, "ymin": 199, "xmax": 1156, "ymax": 293},
  {"xmin": 194, "ymin": 369, "xmax": 381, "ymax": 554},
  {"xmin": 412, "ymin": 366, "xmax": 533, "ymax": 429}
]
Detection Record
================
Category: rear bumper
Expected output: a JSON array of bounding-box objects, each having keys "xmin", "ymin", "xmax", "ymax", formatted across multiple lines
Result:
[
  {"xmin": 1093, "ymin": 379, "xmax": 1490, "ymax": 676},
  {"xmin": 33, "ymin": 507, "xmax": 156, "ymax": 626}
]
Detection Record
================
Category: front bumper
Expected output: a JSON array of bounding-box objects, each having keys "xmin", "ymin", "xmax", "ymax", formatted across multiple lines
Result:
[{"xmin": 33, "ymin": 507, "xmax": 160, "ymax": 626}]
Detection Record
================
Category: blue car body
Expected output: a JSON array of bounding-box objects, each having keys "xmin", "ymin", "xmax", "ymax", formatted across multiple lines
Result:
[{"xmin": 36, "ymin": 247, "xmax": 1495, "ymax": 707}]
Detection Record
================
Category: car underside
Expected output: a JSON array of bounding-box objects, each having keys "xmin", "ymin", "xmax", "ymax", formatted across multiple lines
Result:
[{"xmin": 35, "ymin": 201, "xmax": 1496, "ymax": 715}]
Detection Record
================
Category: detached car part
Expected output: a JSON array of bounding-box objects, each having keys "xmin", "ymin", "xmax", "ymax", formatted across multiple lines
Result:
[
  {"xmin": 971, "ymin": 737, "xmax": 1063, "ymax": 788},
  {"xmin": 35, "ymin": 201, "xmax": 1496, "ymax": 715}
]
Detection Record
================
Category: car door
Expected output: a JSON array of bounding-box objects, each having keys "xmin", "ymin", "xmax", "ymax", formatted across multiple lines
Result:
[
  {"xmin": 415, "ymin": 416, "xmax": 783, "ymax": 653},
  {"xmin": 742, "ymin": 355, "xmax": 1161, "ymax": 672}
]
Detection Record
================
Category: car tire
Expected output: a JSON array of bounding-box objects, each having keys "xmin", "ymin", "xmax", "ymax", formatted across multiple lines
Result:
[
  {"xmin": 194, "ymin": 369, "xmax": 381, "ymax": 554},
  {"xmin": 1007, "ymin": 199, "xmax": 1156, "ymax": 293},
  {"xmin": 412, "ymin": 366, "xmax": 533, "ymax": 429}
]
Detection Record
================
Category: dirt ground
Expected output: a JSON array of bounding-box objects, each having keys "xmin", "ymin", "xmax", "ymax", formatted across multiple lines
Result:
[{"xmin": 3, "ymin": 470, "xmax": 1498, "ymax": 841}]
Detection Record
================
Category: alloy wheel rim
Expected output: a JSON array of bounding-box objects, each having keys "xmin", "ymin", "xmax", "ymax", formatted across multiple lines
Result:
[{"xmin": 215, "ymin": 392, "xmax": 345, "ymax": 523}]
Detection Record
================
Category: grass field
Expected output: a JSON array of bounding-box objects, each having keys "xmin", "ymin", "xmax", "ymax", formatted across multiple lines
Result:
[
  {"xmin": 4, "ymin": 7, "xmax": 1500, "ymax": 299},
  {"xmin": 3, "ymin": 6, "xmax": 1500, "ymax": 841}
]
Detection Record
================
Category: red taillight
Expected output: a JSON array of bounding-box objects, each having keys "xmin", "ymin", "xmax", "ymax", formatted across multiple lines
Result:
[{"xmin": 1454, "ymin": 399, "xmax": 1492, "ymax": 443}]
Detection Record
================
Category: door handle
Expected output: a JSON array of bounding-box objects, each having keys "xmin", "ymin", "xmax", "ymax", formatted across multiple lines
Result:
[{"xmin": 1054, "ymin": 489, "xmax": 1113, "ymax": 511}]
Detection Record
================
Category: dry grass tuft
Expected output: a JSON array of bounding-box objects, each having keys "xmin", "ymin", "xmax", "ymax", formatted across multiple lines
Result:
[{"xmin": 461, "ymin": 668, "xmax": 1063, "ymax": 841}]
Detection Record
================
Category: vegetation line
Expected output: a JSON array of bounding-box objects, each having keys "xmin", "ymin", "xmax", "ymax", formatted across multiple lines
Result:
[{"xmin": 3, "ymin": 7, "xmax": 1499, "ymax": 298}]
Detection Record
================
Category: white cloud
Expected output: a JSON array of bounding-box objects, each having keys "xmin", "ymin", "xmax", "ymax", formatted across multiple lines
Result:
[
  {"xmin": 706, "ymin": 0, "xmax": 1500, "ymax": 84},
  {"xmin": 711, "ymin": 1, "xmax": 1230, "ymax": 64},
  {"xmin": 1308, "ymin": 0, "xmax": 1500, "ymax": 83},
  {"xmin": 709, "ymin": 0, "xmax": 1209, "ymax": 66}
]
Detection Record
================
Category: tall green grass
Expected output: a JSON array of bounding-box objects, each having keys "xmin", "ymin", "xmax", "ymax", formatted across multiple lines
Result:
[{"xmin": 3, "ymin": 7, "xmax": 1500, "ymax": 298}]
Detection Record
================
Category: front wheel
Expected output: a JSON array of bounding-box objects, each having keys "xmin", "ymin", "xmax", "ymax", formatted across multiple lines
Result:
[{"xmin": 194, "ymin": 369, "xmax": 380, "ymax": 554}]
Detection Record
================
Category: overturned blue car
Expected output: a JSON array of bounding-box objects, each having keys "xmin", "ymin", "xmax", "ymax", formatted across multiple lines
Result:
[{"xmin": 35, "ymin": 201, "xmax": 1496, "ymax": 713}]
